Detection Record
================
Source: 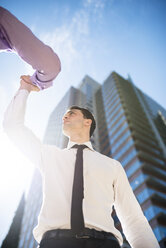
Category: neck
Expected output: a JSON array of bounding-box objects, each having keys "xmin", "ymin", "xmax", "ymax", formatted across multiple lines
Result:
[{"xmin": 69, "ymin": 133, "xmax": 90, "ymax": 144}]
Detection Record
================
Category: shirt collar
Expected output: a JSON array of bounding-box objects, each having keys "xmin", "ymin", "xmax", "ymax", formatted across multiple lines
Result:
[{"xmin": 67, "ymin": 140, "xmax": 94, "ymax": 151}]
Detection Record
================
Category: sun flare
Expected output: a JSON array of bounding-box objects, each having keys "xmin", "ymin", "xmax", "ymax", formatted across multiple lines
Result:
[{"xmin": 0, "ymin": 130, "xmax": 34, "ymax": 195}]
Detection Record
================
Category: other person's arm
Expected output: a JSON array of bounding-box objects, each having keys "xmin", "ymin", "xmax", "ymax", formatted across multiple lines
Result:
[{"xmin": 0, "ymin": 7, "xmax": 61, "ymax": 90}]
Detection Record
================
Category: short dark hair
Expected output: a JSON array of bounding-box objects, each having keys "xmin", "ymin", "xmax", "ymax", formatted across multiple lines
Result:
[{"xmin": 68, "ymin": 106, "xmax": 96, "ymax": 137}]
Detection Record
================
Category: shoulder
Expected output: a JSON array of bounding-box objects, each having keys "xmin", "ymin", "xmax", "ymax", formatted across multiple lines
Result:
[
  {"xmin": 42, "ymin": 144, "xmax": 74, "ymax": 154},
  {"xmin": 42, "ymin": 143, "xmax": 62, "ymax": 153},
  {"xmin": 93, "ymin": 150, "xmax": 122, "ymax": 168}
]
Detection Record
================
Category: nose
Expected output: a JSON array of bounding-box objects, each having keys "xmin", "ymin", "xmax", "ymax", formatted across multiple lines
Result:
[{"xmin": 62, "ymin": 114, "xmax": 68, "ymax": 121}]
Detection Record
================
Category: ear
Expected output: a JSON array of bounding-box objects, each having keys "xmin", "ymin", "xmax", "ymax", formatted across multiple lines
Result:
[{"xmin": 84, "ymin": 119, "xmax": 92, "ymax": 127}]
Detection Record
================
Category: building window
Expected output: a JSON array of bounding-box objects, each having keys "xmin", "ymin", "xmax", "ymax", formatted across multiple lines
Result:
[
  {"xmin": 109, "ymin": 122, "xmax": 128, "ymax": 144},
  {"xmin": 18, "ymin": 237, "xmax": 24, "ymax": 248},
  {"xmin": 152, "ymin": 166, "xmax": 166, "ymax": 177},
  {"xmin": 153, "ymin": 226, "xmax": 166, "ymax": 242},
  {"xmin": 136, "ymin": 188, "xmax": 155, "ymax": 204},
  {"xmin": 108, "ymin": 109, "xmax": 124, "ymax": 128},
  {"xmin": 144, "ymin": 206, "xmax": 166, "ymax": 221},
  {"xmin": 119, "ymin": 148, "xmax": 137, "ymax": 167},
  {"xmin": 108, "ymin": 116, "xmax": 126, "ymax": 136},
  {"xmin": 112, "ymin": 137, "xmax": 134, "ymax": 159},
  {"xmin": 130, "ymin": 173, "xmax": 148, "ymax": 191},
  {"xmin": 29, "ymin": 239, "xmax": 35, "ymax": 248},
  {"xmin": 111, "ymin": 130, "xmax": 132, "ymax": 154},
  {"xmin": 126, "ymin": 159, "xmax": 141, "ymax": 177},
  {"xmin": 106, "ymin": 102, "xmax": 122, "ymax": 120}
]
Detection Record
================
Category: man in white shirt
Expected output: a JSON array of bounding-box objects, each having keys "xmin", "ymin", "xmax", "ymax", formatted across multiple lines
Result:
[{"xmin": 3, "ymin": 76, "xmax": 160, "ymax": 248}]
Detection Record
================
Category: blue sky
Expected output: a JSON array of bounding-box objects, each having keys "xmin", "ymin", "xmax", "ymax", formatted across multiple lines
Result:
[{"xmin": 0, "ymin": 0, "xmax": 166, "ymax": 245}]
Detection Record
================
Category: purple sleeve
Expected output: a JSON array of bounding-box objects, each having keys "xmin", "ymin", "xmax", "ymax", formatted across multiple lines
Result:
[{"xmin": 0, "ymin": 7, "xmax": 61, "ymax": 90}]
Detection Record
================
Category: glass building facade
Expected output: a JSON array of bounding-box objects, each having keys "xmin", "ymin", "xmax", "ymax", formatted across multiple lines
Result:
[
  {"xmin": 101, "ymin": 72, "xmax": 166, "ymax": 247},
  {"xmin": 18, "ymin": 71, "xmax": 165, "ymax": 247}
]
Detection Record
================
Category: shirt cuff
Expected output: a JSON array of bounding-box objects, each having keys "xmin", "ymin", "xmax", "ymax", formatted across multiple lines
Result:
[{"xmin": 30, "ymin": 72, "xmax": 53, "ymax": 90}]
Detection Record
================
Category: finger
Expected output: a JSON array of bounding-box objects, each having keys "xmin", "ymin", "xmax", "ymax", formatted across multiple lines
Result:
[
  {"xmin": 21, "ymin": 75, "xmax": 31, "ymax": 83},
  {"xmin": 20, "ymin": 75, "xmax": 40, "ymax": 91}
]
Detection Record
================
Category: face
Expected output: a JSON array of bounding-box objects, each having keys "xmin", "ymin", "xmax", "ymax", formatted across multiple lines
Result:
[{"xmin": 62, "ymin": 109, "xmax": 90, "ymax": 137}]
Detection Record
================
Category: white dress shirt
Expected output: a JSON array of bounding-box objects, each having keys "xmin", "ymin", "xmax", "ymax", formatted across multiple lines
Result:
[{"xmin": 3, "ymin": 89, "xmax": 160, "ymax": 248}]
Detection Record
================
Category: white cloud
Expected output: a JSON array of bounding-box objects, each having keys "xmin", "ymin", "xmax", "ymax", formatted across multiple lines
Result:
[
  {"xmin": 83, "ymin": 0, "xmax": 106, "ymax": 20},
  {"xmin": 37, "ymin": 0, "xmax": 107, "ymax": 88},
  {"xmin": 84, "ymin": 0, "xmax": 106, "ymax": 11},
  {"xmin": 0, "ymin": 0, "xmax": 108, "ymax": 138}
]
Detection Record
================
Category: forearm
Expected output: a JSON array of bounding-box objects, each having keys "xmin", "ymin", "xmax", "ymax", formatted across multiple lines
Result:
[
  {"xmin": 3, "ymin": 89, "xmax": 29, "ymax": 129},
  {"xmin": 125, "ymin": 218, "xmax": 160, "ymax": 248},
  {"xmin": 3, "ymin": 89, "xmax": 42, "ymax": 166},
  {"xmin": 114, "ymin": 162, "xmax": 160, "ymax": 248}
]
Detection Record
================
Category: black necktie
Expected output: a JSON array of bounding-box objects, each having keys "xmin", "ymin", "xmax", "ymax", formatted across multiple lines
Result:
[{"xmin": 71, "ymin": 144, "xmax": 87, "ymax": 234}]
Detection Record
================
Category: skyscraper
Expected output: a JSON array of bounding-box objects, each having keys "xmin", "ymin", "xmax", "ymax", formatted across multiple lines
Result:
[
  {"xmin": 18, "ymin": 170, "xmax": 42, "ymax": 248},
  {"xmin": 1, "ymin": 193, "xmax": 25, "ymax": 248},
  {"xmin": 101, "ymin": 72, "xmax": 166, "ymax": 247},
  {"xmin": 18, "ymin": 71, "xmax": 165, "ymax": 247}
]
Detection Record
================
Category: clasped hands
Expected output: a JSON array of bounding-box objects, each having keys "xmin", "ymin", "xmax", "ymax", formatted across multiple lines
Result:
[{"xmin": 20, "ymin": 75, "xmax": 40, "ymax": 92}]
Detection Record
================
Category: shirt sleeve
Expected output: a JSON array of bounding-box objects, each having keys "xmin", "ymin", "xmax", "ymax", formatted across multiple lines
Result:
[
  {"xmin": 0, "ymin": 7, "xmax": 61, "ymax": 90},
  {"xmin": 113, "ymin": 161, "xmax": 160, "ymax": 248},
  {"xmin": 3, "ymin": 89, "xmax": 43, "ymax": 168}
]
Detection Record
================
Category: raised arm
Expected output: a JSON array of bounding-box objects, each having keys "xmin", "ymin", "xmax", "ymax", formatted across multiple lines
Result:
[
  {"xmin": 3, "ymin": 76, "xmax": 43, "ymax": 167},
  {"xmin": 114, "ymin": 162, "xmax": 160, "ymax": 248}
]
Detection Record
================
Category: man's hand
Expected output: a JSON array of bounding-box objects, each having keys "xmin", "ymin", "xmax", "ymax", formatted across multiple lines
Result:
[{"xmin": 19, "ymin": 75, "xmax": 40, "ymax": 92}]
